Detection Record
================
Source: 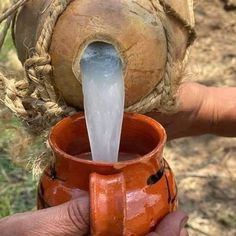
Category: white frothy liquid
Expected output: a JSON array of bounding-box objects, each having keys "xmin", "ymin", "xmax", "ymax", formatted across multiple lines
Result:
[{"xmin": 80, "ymin": 42, "xmax": 124, "ymax": 162}]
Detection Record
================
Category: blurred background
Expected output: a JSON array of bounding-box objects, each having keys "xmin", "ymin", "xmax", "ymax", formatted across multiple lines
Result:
[{"xmin": 0, "ymin": 0, "xmax": 235, "ymax": 235}]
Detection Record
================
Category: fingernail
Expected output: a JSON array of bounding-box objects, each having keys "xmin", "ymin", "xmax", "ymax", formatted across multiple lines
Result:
[{"xmin": 180, "ymin": 216, "xmax": 189, "ymax": 229}]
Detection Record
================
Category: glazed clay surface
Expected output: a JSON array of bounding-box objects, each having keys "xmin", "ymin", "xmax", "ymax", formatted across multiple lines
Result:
[{"xmin": 38, "ymin": 113, "xmax": 177, "ymax": 236}]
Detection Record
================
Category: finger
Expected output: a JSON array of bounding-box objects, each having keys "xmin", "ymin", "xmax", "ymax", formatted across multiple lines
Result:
[
  {"xmin": 1, "ymin": 196, "xmax": 90, "ymax": 236},
  {"xmin": 146, "ymin": 211, "xmax": 188, "ymax": 236},
  {"xmin": 32, "ymin": 196, "xmax": 90, "ymax": 236},
  {"xmin": 65, "ymin": 196, "xmax": 90, "ymax": 235}
]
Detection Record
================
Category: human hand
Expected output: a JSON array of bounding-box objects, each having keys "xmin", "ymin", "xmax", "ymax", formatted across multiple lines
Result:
[
  {"xmin": 0, "ymin": 196, "xmax": 188, "ymax": 236},
  {"xmin": 147, "ymin": 211, "xmax": 189, "ymax": 236},
  {"xmin": 0, "ymin": 197, "xmax": 89, "ymax": 236},
  {"xmin": 147, "ymin": 82, "xmax": 210, "ymax": 140},
  {"xmin": 147, "ymin": 82, "xmax": 236, "ymax": 139}
]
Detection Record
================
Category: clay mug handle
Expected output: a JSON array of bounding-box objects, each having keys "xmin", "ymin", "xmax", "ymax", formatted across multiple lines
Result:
[{"xmin": 90, "ymin": 172, "xmax": 126, "ymax": 236}]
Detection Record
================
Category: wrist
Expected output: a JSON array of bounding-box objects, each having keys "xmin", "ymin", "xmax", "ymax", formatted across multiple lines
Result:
[
  {"xmin": 204, "ymin": 86, "xmax": 236, "ymax": 136},
  {"xmin": 192, "ymin": 84, "xmax": 215, "ymax": 134},
  {"xmin": 178, "ymin": 82, "xmax": 212, "ymax": 135}
]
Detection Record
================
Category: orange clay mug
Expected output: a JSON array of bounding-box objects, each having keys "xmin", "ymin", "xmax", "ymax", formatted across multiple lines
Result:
[{"xmin": 37, "ymin": 113, "xmax": 177, "ymax": 236}]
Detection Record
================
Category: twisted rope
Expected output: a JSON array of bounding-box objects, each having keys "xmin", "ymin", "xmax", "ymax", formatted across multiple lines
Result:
[
  {"xmin": 0, "ymin": 0, "xmax": 76, "ymax": 131},
  {"xmin": 0, "ymin": 0, "xmax": 28, "ymax": 49},
  {"xmin": 159, "ymin": 0, "xmax": 196, "ymax": 47},
  {"xmin": 23, "ymin": 0, "xmax": 76, "ymax": 126},
  {"xmin": 0, "ymin": 0, "xmax": 28, "ymax": 24},
  {"xmin": 0, "ymin": 15, "xmax": 13, "ymax": 49},
  {"xmin": 0, "ymin": 0, "xmax": 195, "ymax": 131},
  {"xmin": 0, "ymin": 70, "xmax": 28, "ymax": 115}
]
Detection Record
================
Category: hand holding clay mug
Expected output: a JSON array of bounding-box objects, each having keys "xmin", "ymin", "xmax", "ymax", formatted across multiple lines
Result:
[
  {"xmin": 0, "ymin": 0, "xmax": 235, "ymax": 235},
  {"xmin": 0, "ymin": 197, "xmax": 188, "ymax": 236},
  {"xmin": 37, "ymin": 113, "xmax": 178, "ymax": 235},
  {"xmin": 1, "ymin": 82, "xmax": 236, "ymax": 235}
]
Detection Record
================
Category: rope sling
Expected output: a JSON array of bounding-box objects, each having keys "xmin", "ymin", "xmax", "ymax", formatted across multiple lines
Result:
[{"xmin": 0, "ymin": 0, "xmax": 196, "ymax": 132}]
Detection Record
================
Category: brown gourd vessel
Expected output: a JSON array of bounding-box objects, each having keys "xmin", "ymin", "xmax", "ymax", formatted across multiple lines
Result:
[
  {"xmin": 38, "ymin": 113, "xmax": 177, "ymax": 236},
  {"xmin": 14, "ymin": 0, "xmax": 194, "ymax": 110}
]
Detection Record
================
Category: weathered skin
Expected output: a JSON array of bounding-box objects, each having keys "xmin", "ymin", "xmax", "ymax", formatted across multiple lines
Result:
[{"xmin": 14, "ymin": 0, "xmax": 194, "ymax": 110}]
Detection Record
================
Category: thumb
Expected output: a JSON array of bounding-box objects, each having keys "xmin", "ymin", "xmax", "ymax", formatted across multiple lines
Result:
[
  {"xmin": 1, "ymin": 196, "xmax": 90, "ymax": 236},
  {"xmin": 59, "ymin": 196, "xmax": 90, "ymax": 235},
  {"xmin": 146, "ymin": 211, "xmax": 188, "ymax": 236}
]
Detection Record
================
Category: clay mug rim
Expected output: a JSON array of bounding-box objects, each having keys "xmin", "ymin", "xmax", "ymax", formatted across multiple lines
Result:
[{"xmin": 49, "ymin": 112, "xmax": 167, "ymax": 166}]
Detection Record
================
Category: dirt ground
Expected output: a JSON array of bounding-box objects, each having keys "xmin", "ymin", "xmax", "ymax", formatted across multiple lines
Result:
[
  {"xmin": 166, "ymin": 1, "xmax": 236, "ymax": 235},
  {"xmin": 0, "ymin": 0, "xmax": 235, "ymax": 235}
]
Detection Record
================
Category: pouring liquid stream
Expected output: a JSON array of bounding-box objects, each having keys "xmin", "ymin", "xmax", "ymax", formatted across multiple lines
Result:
[{"xmin": 80, "ymin": 42, "xmax": 125, "ymax": 163}]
